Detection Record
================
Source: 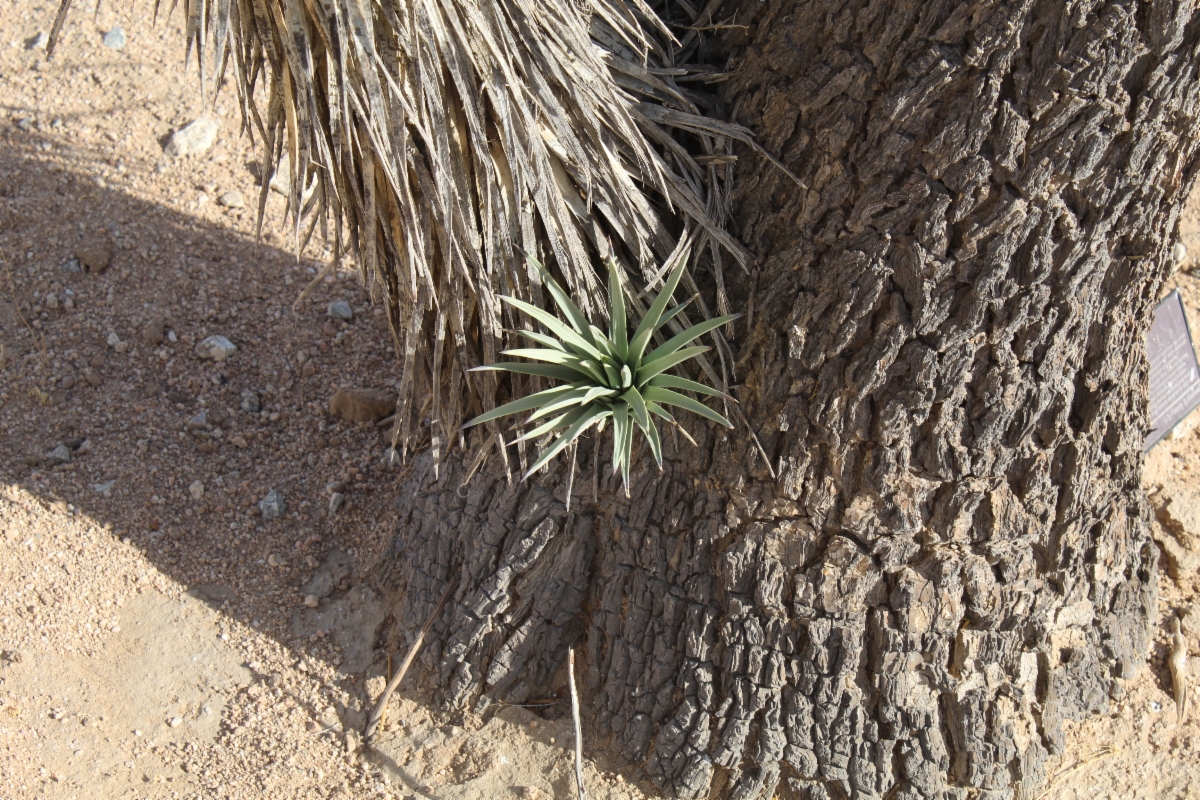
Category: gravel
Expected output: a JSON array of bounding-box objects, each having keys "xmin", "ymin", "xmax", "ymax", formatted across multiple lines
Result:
[
  {"xmin": 327, "ymin": 300, "xmax": 354, "ymax": 321},
  {"xmin": 259, "ymin": 489, "xmax": 286, "ymax": 520},
  {"xmin": 164, "ymin": 116, "xmax": 221, "ymax": 158},
  {"xmin": 102, "ymin": 26, "xmax": 126, "ymax": 50},
  {"xmin": 195, "ymin": 335, "xmax": 237, "ymax": 361}
]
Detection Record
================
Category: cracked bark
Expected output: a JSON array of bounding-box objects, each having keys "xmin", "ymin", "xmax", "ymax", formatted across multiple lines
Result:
[{"xmin": 374, "ymin": 1, "xmax": 1200, "ymax": 797}]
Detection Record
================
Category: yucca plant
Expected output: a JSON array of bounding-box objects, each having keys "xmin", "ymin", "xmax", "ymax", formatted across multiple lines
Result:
[{"xmin": 465, "ymin": 256, "xmax": 736, "ymax": 490}]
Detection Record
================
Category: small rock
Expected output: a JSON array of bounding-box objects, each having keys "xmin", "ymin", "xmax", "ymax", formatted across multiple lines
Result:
[
  {"xmin": 267, "ymin": 553, "xmax": 288, "ymax": 568},
  {"xmin": 107, "ymin": 332, "xmax": 122, "ymax": 348},
  {"xmin": 195, "ymin": 335, "xmax": 237, "ymax": 362},
  {"xmin": 327, "ymin": 301, "xmax": 353, "ymax": 321},
  {"xmin": 164, "ymin": 116, "xmax": 221, "ymax": 158},
  {"xmin": 102, "ymin": 26, "xmax": 126, "ymax": 50},
  {"xmin": 186, "ymin": 412, "xmax": 209, "ymax": 431},
  {"xmin": 328, "ymin": 492, "xmax": 345, "ymax": 517},
  {"xmin": 302, "ymin": 549, "xmax": 352, "ymax": 600},
  {"xmin": 303, "ymin": 595, "xmax": 320, "ymax": 608},
  {"xmin": 382, "ymin": 446, "xmax": 401, "ymax": 469},
  {"xmin": 231, "ymin": 436, "xmax": 248, "ymax": 448},
  {"xmin": 61, "ymin": 258, "xmax": 82, "ymax": 273},
  {"xmin": 75, "ymin": 238, "xmax": 113, "ymax": 272},
  {"xmin": 189, "ymin": 480, "xmax": 204, "ymax": 501},
  {"xmin": 269, "ymin": 159, "xmax": 292, "ymax": 196},
  {"xmin": 46, "ymin": 445, "xmax": 71, "ymax": 466},
  {"xmin": 1182, "ymin": 604, "xmax": 1200, "ymax": 640},
  {"xmin": 217, "ymin": 190, "xmax": 245, "ymax": 209},
  {"xmin": 1156, "ymin": 491, "xmax": 1200, "ymax": 550},
  {"xmin": 60, "ymin": 375, "xmax": 76, "ymax": 391},
  {"xmin": 142, "ymin": 315, "xmax": 166, "ymax": 346},
  {"xmin": 76, "ymin": 439, "xmax": 92, "ymax": 454},
  {"xmin": 167, "ymin": 716, "xmax": 182, "ymax": 728},
  {"xmin": 187, "ymin": 583, "xmax": 237, "ymax": 607},
  {"xmin": 84, "ymin": 369, "xmax": 102, "ymax": 387},
  {"xmin": 240, "ymin": 390, "xmax": 261, "ymax": 413},
  {"xmin": 328, "ymin": 388, "xmax": 395, "ymax": 423},
  {"xmin": 93, "ymin": 480, "xmax": 115, "ymax": 494},
  {"xmin": 259, "ymin": 489, "xmax": 286, "ymax": 520},
  {"xmin": 44, "ymin": 293, "xmax": 59, "ymax": 310},
  {"xmin": 1174, "ymin": 241, "xmax": 1188, "ymax": 267},
  {"xmin": 27, "ymin": 32, "xmax": 48, "ymax": 51}
]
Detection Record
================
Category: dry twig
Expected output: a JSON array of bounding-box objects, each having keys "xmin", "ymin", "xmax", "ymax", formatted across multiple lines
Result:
[
  {"xmin": 1032, "ymin": 745, "xmax": 1119, "ymax": 800},
  {"xmin": 568, "ymin": 647, "xmax": 586, "ymax": 800},
  {"xmin": 1171, "ymin": 615, "xmax": 1190, "ymax": 723},
  {"xmin": 364, "ymin": 582, "xmax": 455, "ymax": 742}
]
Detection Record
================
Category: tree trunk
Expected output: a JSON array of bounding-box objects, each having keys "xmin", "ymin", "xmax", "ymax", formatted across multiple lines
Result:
[{"xmin": 375, "ymin": 1, "xmax": 1200, "ymax": 798}]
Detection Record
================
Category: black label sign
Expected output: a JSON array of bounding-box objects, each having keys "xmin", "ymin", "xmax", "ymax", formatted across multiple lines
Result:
[{"xmin": 1145, "ymin": 289, "xmax": 1200, "ymax": 451}]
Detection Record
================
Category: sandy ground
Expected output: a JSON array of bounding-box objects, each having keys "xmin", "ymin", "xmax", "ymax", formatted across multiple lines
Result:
[{"xmin": 1, "ymin": 3, "xmax": 1200, "ymax": 800}]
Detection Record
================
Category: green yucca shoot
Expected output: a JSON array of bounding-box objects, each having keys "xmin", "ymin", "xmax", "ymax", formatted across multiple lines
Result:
[{"xmin": 463, "ymin": 254, "xmax": 737, "ymax": 491}]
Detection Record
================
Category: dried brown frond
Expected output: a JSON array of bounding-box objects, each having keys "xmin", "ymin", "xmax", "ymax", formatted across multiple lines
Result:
[{"xmin": 52, "ymin": 0, "xmax": 755, "ymax": 472}]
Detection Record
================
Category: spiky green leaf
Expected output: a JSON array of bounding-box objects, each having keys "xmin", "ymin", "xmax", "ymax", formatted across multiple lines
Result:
[
  {"xmin": 528, "ymin": 386, "xmax": 607, "ymax": 422},
  {"xmin": 524, "ymin": 404, "xmax": 610, "ymax": 479},
  {"xmin": 643, "ymin": 314, "xmax": 740, "ymax": 366},
  {"xmin": 636, "ymin": 345, "xmax": 710, "ymax": 385},
  {"xmin": 473, "ymin": 362, "xmax": 583, "ymax": 381},
  {"xmin": 621, "ymin": 386, "xmax": 650, "ymax": 433},
  {"xmin": 628, "ymin": 259, "xmax": 688, "ymax": 365},
  {"xmin": 612, "ymin": 402, "xmax": 629, "ymax": 476},
  {"xmin": 501, "ymin": 349, "xmax": 608, "ymax": 384},
  {"xmin": 642, "ymin": 386, "xmax": 733, "ymax": 428},
  {"xmin": 608, "ymin": 260, "xmax": 628, "ymax": 360},
  {"xmin": 656, "ymin": 298, "xmax": 694, "ymax": 331},
  {"xmin": 645, "ymin": 416, "xmax": 663, "ymax": 468},
  {"xmin": 514, "ymin": 328, "xmax": 569, "ymax": 352},
  {"xmin": 501, "ymin": 296, "xmax": 604, "ymax": 361},
  {"xmin": 649, "ymin": 373, "xmax": 726, "ymax": 398},
  {"xmin": 463, "ymin": 384, "xmax": 579, "ymax": 428},
  {"xmin": 513, "ymin": 407, "xmax": 586, "ymax": 444},
  {"xmin": 524, "ymin": 254, "xmax": 598, "ymax": 347}
]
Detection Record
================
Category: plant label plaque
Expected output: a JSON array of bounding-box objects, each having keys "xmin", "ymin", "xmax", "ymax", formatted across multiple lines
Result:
[{"xmin": 1145, "ymin": 289, "xmax": 1200, "ymax": 451}]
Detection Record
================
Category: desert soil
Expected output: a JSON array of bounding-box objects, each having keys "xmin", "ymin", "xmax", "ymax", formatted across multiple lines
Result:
[{"xmin": 1, "ymin": 4, "xmax": 1199, "ymax": 800}]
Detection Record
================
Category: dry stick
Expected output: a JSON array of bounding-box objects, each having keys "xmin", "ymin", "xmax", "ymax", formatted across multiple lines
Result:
[
  {"xmin": 565, "ymin": 439, "xmax": 578, "ymax": 513},
  {"xmin": 1032, "ymin": 745, "xmax": 1119, "ymax": 800},
  {"xmin": 364, "ymin": 582, "xmax": 455, "ymax": 742},
  {"xmin": 591, "ymin": 432, "xmax": 600, "ymax": 505},
  {"xmin": 568, "ymin": 648, "xmax": 586, "ymax": 800}
]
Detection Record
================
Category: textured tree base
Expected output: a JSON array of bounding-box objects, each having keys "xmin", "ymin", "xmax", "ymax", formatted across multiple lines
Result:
[{"xmin": 372, "ymin": 0, "xmax": 1200, "ymax": 797}]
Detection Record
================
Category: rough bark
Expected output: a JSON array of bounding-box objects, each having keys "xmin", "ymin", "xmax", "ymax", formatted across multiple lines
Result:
[{"xmin": 375, "ymin": 2, "xmax": 1200, "ymax": 798}]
